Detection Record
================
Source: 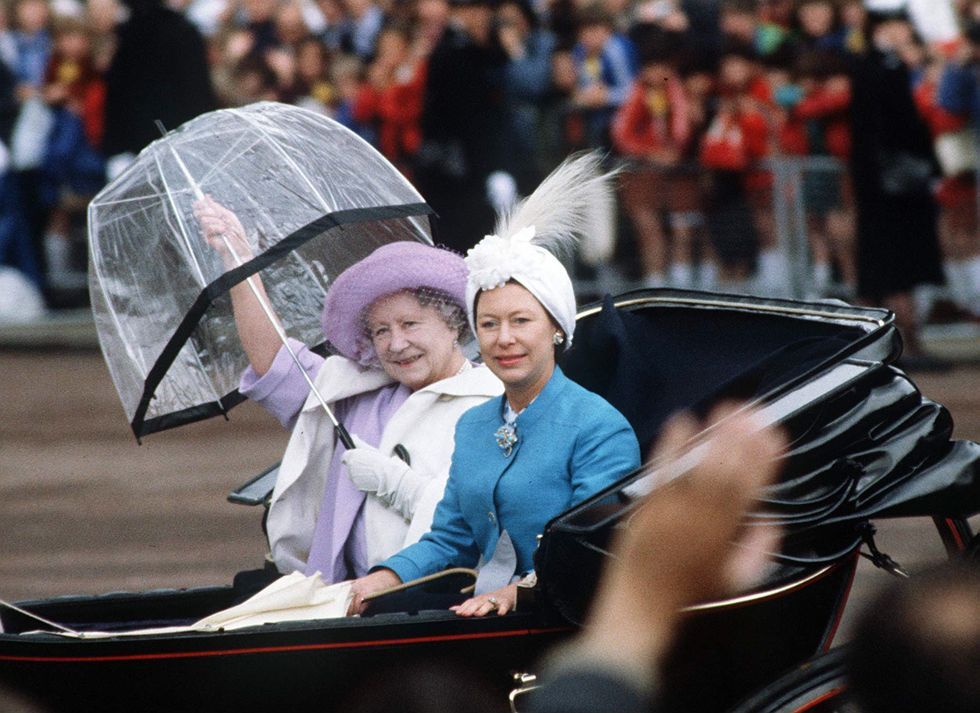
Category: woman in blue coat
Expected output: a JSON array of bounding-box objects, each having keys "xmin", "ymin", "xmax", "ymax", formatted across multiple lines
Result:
[{"xmin": 349, "ymin": 153, "xmax": 641, "ymax": 616}]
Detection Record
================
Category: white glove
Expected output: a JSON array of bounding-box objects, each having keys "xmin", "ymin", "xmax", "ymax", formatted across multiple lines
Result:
[{"xmin": 342, "ymin": 434, "xmax": 411, "ymax": 499}]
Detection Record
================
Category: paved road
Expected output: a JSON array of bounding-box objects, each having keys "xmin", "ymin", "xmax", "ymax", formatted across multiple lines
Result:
[
  {"xmin": 1, "ymin": 349, "xmax": 977, "ymax": 644},
  {"xmin": 0, "ymin": 350, "xmax": 284, "ymax": 601}
]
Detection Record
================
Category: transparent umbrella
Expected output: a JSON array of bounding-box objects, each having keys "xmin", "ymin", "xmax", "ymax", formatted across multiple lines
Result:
[{"xmin": 88, "ymin": 102, "xmax": 433, "ymax": 440}]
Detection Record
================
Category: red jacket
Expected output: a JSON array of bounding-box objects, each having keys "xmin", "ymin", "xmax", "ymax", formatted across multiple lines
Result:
[
  {"xmin": 612, "ymin": 77, "xmax": 692, "ymax": 158},
  {"xmin": 788, "ymin": 82, "xmax": 852, "ymax": 159},
  {"xmin": 353, "ymin": 61, "xmax": 427, "ymax": 168},
  {"xmin": 700, "ymin": 103, "xmax": 769, "ymax": 171},
  {"xmin": 44, "ymin": 55, "xmax": 106, "ymax": 148},
  {"xmin": 914, "ymin": 76, "xmax": 968, "ymax": 137}
]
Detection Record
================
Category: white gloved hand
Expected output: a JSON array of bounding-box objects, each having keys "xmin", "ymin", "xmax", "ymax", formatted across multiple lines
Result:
[{"xmin": 342, "ymin": 435, "xmax": 410, "ymax": 497}]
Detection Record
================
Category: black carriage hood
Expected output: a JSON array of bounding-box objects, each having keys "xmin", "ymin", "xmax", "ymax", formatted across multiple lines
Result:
[{"xmin": 537, "ymin": 290, "xmax": 980, "ymax": 623}]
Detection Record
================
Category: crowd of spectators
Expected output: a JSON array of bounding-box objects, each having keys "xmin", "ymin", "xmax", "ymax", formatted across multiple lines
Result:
[{"xmin": 0, "ymin": 0, "xmax": 979, "ymax": 324}]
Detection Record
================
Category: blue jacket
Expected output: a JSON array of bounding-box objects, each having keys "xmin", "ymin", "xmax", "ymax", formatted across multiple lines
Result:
[
  {"xmin": 937, "ymin": 62, "xmax": 980, "ymax": 128},
  {"xmin": 571, "ymin": 33, "xmax": 637, "ymax": 106},
  {"xmin": 381, "ymin": 367, "xmax": 641, "ymax": 583}
]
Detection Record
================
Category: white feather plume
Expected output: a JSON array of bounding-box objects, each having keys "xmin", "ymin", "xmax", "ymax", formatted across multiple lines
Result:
[{"xmin": 492, "ymin": 151, "xmax": 619, "ymax": 263}]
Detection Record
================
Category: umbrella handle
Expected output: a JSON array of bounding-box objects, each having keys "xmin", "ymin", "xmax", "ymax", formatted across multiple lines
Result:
[{"xmin": 335, "ymin": 424, "xmax": 356, "ymax": 450}]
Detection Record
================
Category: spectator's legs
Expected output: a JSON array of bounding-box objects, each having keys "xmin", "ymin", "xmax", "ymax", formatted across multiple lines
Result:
[
  {"xmin": 0, "ymin": 173, "xmax": 42, "ymax": 289},
  {"xmin": 800, "ymin": 164, "xmax": 852, "ymax": 298},
  {"xmin": 806, "ymin": 216, "xmax": 831, "ymax": 299},
  {"xmin": 885, "ymin": 290, "xmax": 924, "ymax": 356},
  {"xmin": 937, "ymin": 177, "xmax": 980, "ymax": 317},
  {"xmin": 826, "ymin": 207, "xmax": 857, "ymax": 295},
  {"xmin": 668, "ymin": 223, "xmax": 693, "ymax": 288},
  {"xmin": 748, "ymin": 175, "xmax": 792, "ymax": 296},
  {"xmin": 756, "ymin": 197, "xmax": 791, "ymax": 296},
  {"xmin": 666, "ymin": 171, "xmax": 705, "ymax": 290},
  {"xmin": 44, "ymin": 206, "xmax": 72, "ymax": 288},
  {"xmin": 707, "ymin": 170, "xmax": 758, "ymax": 294},
  {"xmin": 698, "ymin": 239, "xmax": 720, "ymax": 291},
  {"xmin": 622, "ymin": 169, "xmax": 669, "ymax": 287},
  {"xmin": 633, "ymin": 207, "xmax": 669, "ymax": 287},
  {"xmin": 15, "ymin": 168, "xmax": 50, "ymax": 288}
]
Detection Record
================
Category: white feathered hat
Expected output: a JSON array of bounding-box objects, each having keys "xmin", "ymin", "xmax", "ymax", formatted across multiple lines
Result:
[{"xmin": 464, "ymin": 152, "xmax": 618, "ymax": 350}]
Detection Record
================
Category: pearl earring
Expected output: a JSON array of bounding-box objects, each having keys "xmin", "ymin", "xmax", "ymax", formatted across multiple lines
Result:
[{"xmin": 553, "ymin": 332, "xmax": 565, "ymax": 346}]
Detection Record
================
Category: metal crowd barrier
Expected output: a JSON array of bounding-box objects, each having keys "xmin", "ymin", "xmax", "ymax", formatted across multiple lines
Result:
[{"xmin": 574, "ymin": 154, "xmax": 980, "ymax": 308}]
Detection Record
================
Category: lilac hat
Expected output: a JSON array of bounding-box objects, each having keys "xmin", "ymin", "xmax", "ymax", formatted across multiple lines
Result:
[{"xmin": 321, "ymin": 241, "xmax": 468, "ymax": 364}]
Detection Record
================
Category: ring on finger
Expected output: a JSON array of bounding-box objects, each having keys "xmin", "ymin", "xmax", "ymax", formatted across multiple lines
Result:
[{"xmin": 487, "ymin": 596, "xmax": 499, "ymax": 610}]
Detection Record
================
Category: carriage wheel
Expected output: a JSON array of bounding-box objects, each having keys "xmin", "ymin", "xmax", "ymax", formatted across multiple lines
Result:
[
  {"xmin": 932, "ymin": 516, "xmax": 976, "ymax": 558},
  {"xmin": 725, "ymin": 648, "xmax": 852, "ymax": 713}
]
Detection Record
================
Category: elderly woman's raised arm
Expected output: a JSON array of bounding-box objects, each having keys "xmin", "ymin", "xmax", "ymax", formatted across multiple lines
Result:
[
  {"xmin": 194, "ymin": 195, "xmax": 327, "ymax": 427},
  {"xmin": 193, "ymin": 195, "xmax": 285, "ymax": 377}
]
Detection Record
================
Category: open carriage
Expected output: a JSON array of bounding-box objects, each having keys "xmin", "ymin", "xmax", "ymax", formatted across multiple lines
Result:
[{"xmin": 1, "ymin": 289, "xmax": 978, "ymax": 713}]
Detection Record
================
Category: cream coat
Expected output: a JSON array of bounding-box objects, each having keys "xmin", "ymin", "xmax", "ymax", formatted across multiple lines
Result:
[{"xmin": 268, "ymin": 356, "xmax": 503, "ymax": 574}]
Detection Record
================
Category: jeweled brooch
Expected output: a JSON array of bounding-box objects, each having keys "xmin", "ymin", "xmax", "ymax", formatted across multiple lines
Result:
[{"xmin": 494, "ymin": 424, "xmax": 518, "ymax": 457}]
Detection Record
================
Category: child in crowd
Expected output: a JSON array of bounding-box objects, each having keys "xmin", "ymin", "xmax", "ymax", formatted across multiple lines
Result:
[
  {"xmin": 612, "ymin": 46, "xmax": 707, "ymax": 289},
  {"xmin": 353, "ymin": 23, "xmax": 425, "ymax": 175},
  {"xmin": 342, "ymin": 0, "xmax": 383, "ymax": 59},
  {"xmin": 699, "ymin": 40, "xmax": 768, "ymax": 293},
  {"xmin": 777, "ymin": 48, "xmax": 855, "ymax": 298},
  {"xmin": 289, "ymin": 36, "xmax": 336, "ymax": 114},
  {"xmin": 9, "ymin": 0, "xmax": 51, "ymax": 273},
  {"xmin": 411, "ymin": 0, "xmax": 450, "ymax": 57},
  {"xmin": 918, "ymin": 32, "xmax": 980, "ymax": 319},
  {"xmin": 313, "ymin": 0, "xmax": 351, "ymax": 54},
  {"xmin": 261, "ymin": 0, "xmax": 313, "ymax": 97},
  {"xmin": 792, "ymin": 0, "xmax": 846, "ymax": 54},
  {"xmin": 0, "ymin": 4, "xmax": 39, "ymax": 295},
  {"xmin": 331, "ymin": 53, "xmax": 372, "ymax": 143},
  {"xmin": 11, "ymin": 0, "xmax": 50, "ymax": 91},
  {"xmin": 570, "ymin": 4, "xmax": 636, "ymax": 148},
  {"xmin": 274, "ymin": 0, "xmax": 311, "ymax": 49},
  {"xmin": 39, "ymin": 15, "xmax": 105, "ymax": 288},
  {"xmin": 498, "ymin": 0, "xmax": 555, "ymax": 191},
  {"xmin": 720, "ymin": 0, "xmax": 785, "ymax": 57},
  {"xmin": 839, "ymin": 0, "xmax": 866, "ymax": 54},
  {"xmin": 232, "ymin": 54, "xmax": 281, "ymax": 103},
  {"xmin": 238, "ymin": 0, "xmax": 280, "ymax": 57},
  {"xmin": 85, "ymin": 0, "xmax": 121, "ymax": 74},
  {"xmin": 209, "ymin": 26, "xmax": 260, "ymax": 106}
]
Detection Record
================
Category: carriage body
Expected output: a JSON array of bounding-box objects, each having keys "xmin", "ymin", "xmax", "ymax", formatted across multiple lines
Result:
[{"xmin": 2, "ymin": 290, "xmax": 977, "ymax": 712}]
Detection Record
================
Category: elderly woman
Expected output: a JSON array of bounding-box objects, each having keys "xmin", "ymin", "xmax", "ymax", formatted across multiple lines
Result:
[
  {"xmin": 194, "ymin": 197, "xmax": 503, "ymax": 582},
  {"xmin": 349, "ymin": 154, "xmax": 641, "ymax": 616}
]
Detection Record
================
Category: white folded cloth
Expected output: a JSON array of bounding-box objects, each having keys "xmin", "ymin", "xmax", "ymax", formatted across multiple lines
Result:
[{"xmin": 42, "ymin": 572, "xmax": 352, "ymax": 639}]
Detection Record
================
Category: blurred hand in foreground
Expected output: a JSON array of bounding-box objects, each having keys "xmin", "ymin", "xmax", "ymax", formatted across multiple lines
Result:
[{"xmin": 564, "ymin": 407, "xmax": 785, "ymax": 683}]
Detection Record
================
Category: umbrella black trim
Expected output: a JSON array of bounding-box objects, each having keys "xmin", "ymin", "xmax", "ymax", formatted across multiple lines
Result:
[
  {"xmin": 131, "ymin": 202, "xmax": 434, "ymax": 440},
  {"xmin": 139, "ymin": 391, "xmax": 249, "ymax": 439}
]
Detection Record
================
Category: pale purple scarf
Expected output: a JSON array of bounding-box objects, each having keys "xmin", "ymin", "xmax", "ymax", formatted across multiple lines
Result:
[
  {"xmin": 303, "ymin": 381, "xmax": 410, "ymax": 582},
  {"xmin": 240, "ymin": 340, "xmax": 410, "ymax": 582}
]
